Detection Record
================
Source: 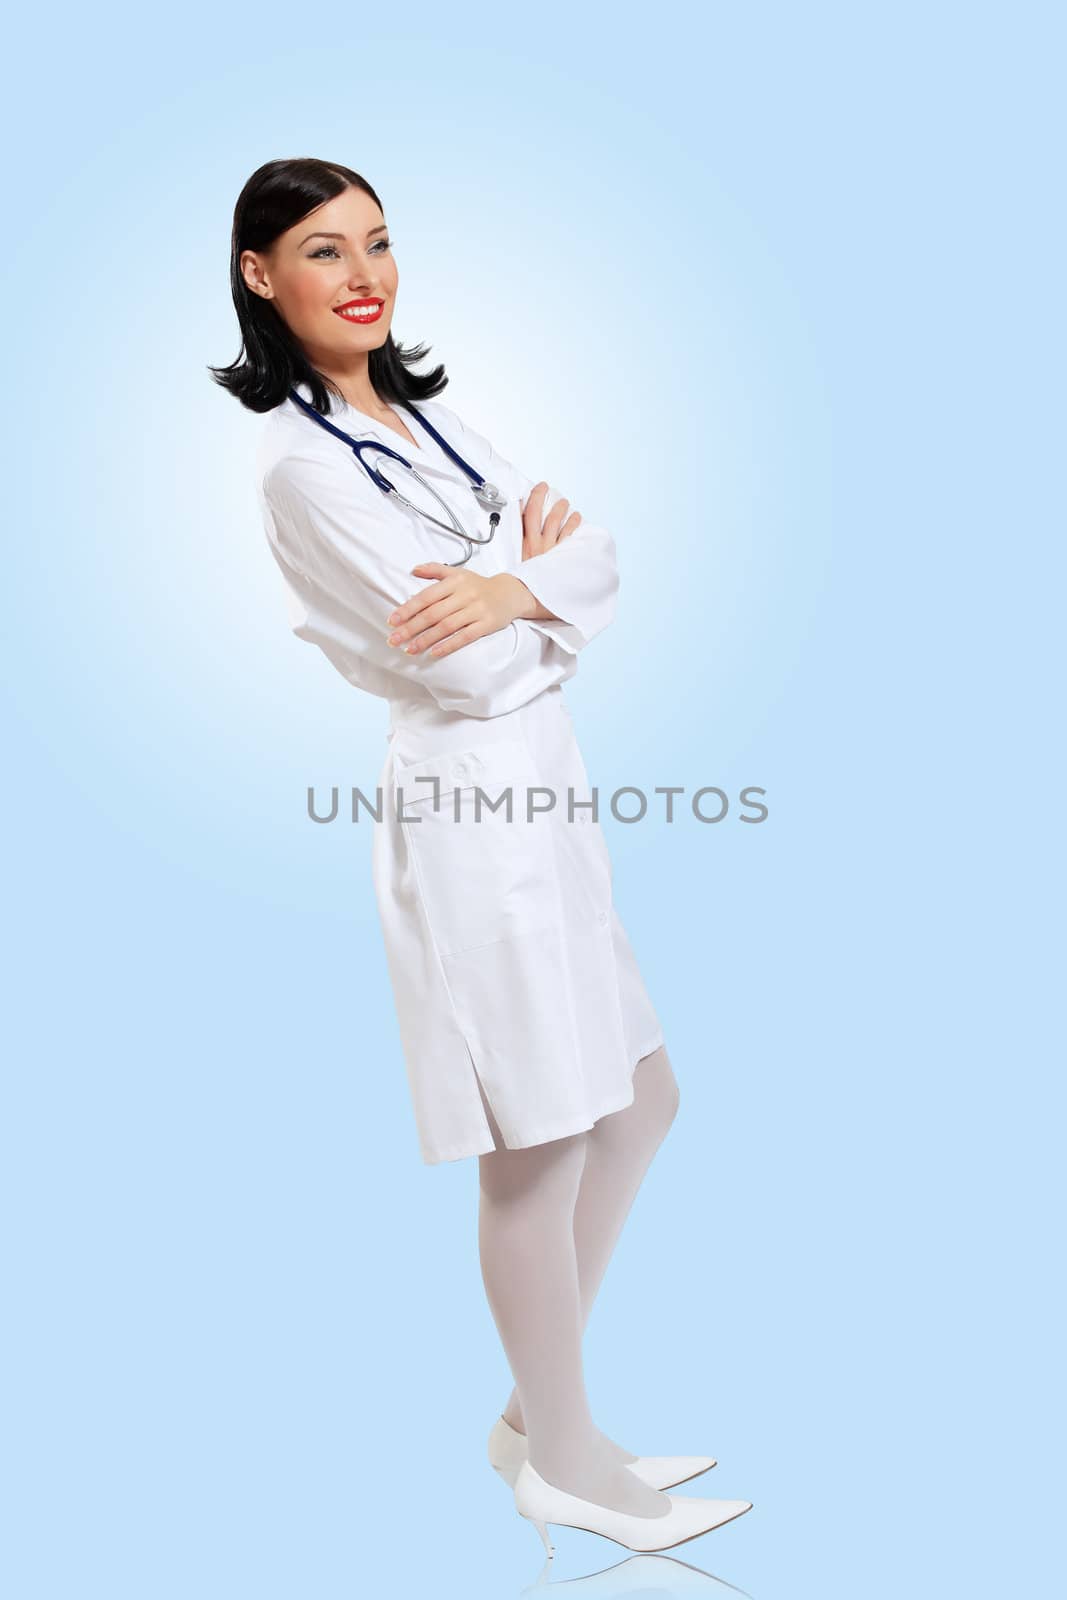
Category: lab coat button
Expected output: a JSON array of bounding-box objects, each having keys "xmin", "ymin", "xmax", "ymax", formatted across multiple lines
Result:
[
  {"xmin": 452, "ymin": 760, "xmax": 468, "ymax": 779},
  {"xmin": 597, "ymin": 910, "xmax": 608, "ymax": 926}
]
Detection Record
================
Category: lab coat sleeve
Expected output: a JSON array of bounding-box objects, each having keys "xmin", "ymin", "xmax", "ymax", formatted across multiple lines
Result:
[
  {"xmin": 508, "ymin": 508, "xmax": 619, "ymax": 655},
  {"xmin": 262, "ymin": 450, "xmax": 580, "ymax": 719},
  {"xmin": 428, "ymin": 406, "xmax": 620, "ymax": 655}
]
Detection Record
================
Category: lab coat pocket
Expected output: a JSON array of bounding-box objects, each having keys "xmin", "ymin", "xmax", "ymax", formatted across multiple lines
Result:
[{"xmin": 394, "ymin": 738, "xmax": 559, "ymax": 957}]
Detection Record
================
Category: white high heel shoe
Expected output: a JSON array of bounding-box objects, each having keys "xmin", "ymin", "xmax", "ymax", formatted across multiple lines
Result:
[
  {"xmin": 488, "ymin": 1414, "xmax": 717, "ymax": 1491},
  {"xmin": 513, "ymin": 1458, "xmax": 753, "ymax": 1555}
]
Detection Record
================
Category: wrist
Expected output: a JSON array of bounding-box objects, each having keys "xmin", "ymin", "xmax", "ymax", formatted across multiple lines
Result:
[{"xmin": 492, "ymin": 572, "xmax": 556, "ymax": 623}]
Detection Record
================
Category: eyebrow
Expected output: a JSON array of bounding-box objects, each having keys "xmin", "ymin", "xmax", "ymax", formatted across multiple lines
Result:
[{"xmin": 297, "ymin": 224, "xmax": 389, "ymax": 248}]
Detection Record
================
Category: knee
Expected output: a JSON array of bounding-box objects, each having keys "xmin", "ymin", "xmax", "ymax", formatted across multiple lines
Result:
[
  {"xmin": 653, "ymin": 1046, "xmax": 681, "ymax": 1131},
  {"xmin": 633, "ymin": 1043, "xmax": 680, "ymax": 1139},
  {"xmin": 662, "ymin": 1073, "xmax": 681, "ymax": 1136}
]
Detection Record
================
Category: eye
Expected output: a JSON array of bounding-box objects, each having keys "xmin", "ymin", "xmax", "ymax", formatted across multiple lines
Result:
[{"xmin": 308, "ymin": 238, "xmax": 393, "ymax": 260}]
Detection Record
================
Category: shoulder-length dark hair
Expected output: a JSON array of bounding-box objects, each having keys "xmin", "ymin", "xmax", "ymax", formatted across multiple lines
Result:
[{"xmin": 208, "ymin": 157, "xmax": 448, "ymax": 415}]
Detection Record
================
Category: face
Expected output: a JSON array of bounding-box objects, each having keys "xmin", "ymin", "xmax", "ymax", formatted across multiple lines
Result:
[{"xmin": 241, "ymin": 185, "xmax": 398, "ymax": 367}]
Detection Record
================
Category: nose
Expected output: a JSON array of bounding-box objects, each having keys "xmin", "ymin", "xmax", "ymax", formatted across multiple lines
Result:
[{"xmin": 347, "ymin": 258, "xmax": 381, "ymax": 293}]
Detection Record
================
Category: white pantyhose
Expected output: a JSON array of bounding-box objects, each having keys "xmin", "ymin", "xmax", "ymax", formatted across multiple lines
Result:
[{"xmin": 476, "ymin": 1045, "xmax": 680, "ymax": 1517}]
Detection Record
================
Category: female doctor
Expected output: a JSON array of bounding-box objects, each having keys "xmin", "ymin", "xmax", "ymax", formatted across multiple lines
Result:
[{"xmin": 209, "ymin": 157, "xmax": 751, "ymax": 1555}]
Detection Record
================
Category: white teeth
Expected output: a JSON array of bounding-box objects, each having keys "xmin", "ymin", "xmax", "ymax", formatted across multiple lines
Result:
[{"xmin": 338, "ymin": 304, "xmax": 380, "ymax": 319}]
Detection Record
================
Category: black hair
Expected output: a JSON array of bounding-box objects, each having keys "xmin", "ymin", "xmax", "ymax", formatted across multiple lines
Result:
[{"xmin": 207, "ymin": 157, "xmax": 448, "ymax": 415}]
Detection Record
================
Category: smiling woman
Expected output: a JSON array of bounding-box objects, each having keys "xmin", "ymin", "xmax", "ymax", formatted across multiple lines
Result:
[
  {"xmin": 208, "ymin": 162, "xmax": 432, "ymax": 417},
  {"xmin": 205, "ymin": 156, "xmax": 746, "ymax": 1552}
]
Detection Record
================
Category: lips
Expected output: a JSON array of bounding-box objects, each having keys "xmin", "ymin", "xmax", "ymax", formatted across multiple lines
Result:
[{"xmin": 333, "ymin": 298, "xmax": 385, "ymax": 323}]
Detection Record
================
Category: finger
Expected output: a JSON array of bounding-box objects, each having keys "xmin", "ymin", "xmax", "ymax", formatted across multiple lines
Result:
[
  {"xmin": 404, "ymin": 604, "xmax": 479, "ymax": 652},
  {"xmin": 388, "ymin": 578, "xmax": 465, "ymax": 639},
  {"xmin": 543, "ymin": 496, "xmax": 571, "ymax": 539},
  {"xmin": 389, "ymin": 594, "xmax": 465, "ymax": 646},
  {"xmin": 527, "ymin": 495, "xmax": 571, "ymax": 552},
  {"xmin": 428, "ymin": 618, "xmax": 487, "ymax": 657},
  {"xmin": 522, "ymin": 483, "xmax": 550, "ymax": 542},
  {"xmin": 407, "ymin": 607, "xmax": 480, "ymax": 654},
  {"xmin": 386, "ymin": 568, "xmax": 455, "ymax": 628},
  {"xmin": 521, "ymin": 480, "xmax": 556, "ymax": 556},
  {"xmin": 559, "ymin": 511, "xmax": 582, "ymax": 539}
]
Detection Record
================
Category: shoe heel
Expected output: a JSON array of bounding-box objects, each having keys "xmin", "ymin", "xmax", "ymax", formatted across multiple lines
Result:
[
  {"xmin": 514, "ymin": 1457, "xmax": 752, "ymax": 1554},
  {"xmin": 531, "ymin": 1515, "xmax": 554, "ymax": 1556}
]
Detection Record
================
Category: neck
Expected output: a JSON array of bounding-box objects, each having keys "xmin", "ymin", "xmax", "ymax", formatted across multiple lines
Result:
[{"xmin": 316, "ymin": 355, "xmax": 387, "ymax": 418}]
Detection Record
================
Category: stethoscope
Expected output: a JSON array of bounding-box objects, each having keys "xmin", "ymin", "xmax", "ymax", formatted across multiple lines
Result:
[{"xmin": 287, "ymin": 388, "xmax": 508, "ymax": 566}]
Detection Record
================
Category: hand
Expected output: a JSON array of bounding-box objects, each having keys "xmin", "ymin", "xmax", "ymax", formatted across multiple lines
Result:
[
  {"xmin": 386, "ymin": 567, "xmax": 532, "ymax": 659},
  {"xmin": 522, "ymin": 481, "xmax": 582, "ymax": 560}
]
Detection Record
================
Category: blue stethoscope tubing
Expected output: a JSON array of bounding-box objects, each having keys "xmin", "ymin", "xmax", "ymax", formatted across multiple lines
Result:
[{"xmin": 287, "ymin": 388, "xmax": 507, "ymax": 566}]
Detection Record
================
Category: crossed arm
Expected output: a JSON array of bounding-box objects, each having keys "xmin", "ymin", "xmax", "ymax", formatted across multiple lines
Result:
[
  {"xmin": 383, "ymin": 481, "xmax": 589, "ymax": 658},
  {"xmin": 383, "ymin": 410, "xmax": 620, "ymax": 662},
  {"xmin": 262, "ymin": 422, "xmax": 619, "ymax": 719}
]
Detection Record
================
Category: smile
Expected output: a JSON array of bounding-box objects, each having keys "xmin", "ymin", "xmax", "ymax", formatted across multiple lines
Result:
[{"xmin": 333, "ymin": 300, "xmax": 384, "ymax": 323}]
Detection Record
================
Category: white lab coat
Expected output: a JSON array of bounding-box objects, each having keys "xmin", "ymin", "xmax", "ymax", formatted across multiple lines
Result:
[{"xmin": 257, "ymin": 380, "xmax": 664, "ymax": 1163}]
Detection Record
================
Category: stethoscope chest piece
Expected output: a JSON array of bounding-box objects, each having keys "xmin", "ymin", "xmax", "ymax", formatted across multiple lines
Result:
[{"xmin": 473, "ymin": 480, "xmax": 507, "ymax": 515}]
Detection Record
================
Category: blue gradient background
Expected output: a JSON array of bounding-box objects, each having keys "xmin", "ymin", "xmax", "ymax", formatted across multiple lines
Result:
[{"xmin": 3, "ymin": 3, "xmax": 1061, "ymax": 1597}]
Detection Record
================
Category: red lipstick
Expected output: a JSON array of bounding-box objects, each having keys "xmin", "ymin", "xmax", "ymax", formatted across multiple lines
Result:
[{"xmin": 333, "ymin": 297, "xmax": 385, "ymax": 323}]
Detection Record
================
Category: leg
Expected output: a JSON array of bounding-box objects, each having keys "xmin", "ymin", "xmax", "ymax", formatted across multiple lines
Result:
[
  {"xmin": 499, "ymin": 1044, "xmax": 680, "ymax": 1457},
  {"xmin": 478, "ymin": 1118, "xmax": 669, "ymax": 1514}
]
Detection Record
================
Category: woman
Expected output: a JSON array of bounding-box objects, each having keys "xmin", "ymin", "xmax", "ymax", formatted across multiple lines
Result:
[{"xmin": 210, "ymin": 157, "xmax": 751, "ymax": 1554}]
